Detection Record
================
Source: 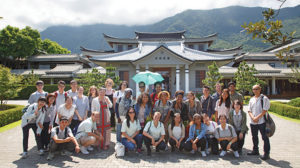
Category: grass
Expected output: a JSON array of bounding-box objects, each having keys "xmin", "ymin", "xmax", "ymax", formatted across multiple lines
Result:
[
  {"xmin": 269, "ymin": 111, "xmax": 300, "ymax": 124},
  {"xmin": 0, "ymin": 120, "xmax": 21, "ymax": 133}
]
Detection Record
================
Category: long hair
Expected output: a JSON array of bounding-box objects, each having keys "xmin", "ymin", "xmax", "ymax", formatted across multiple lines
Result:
[
  {"xmin": 137, "ymin": 93, "xmax": 152, "ymax": 107},
  {"xmin": 189, "ymin": 113, "xmax": 203, "ymax": 126},
  {"xmin": 126, "ymin": 107, "xmax": 137, "ymax": 128},
  {"xmin": 118, "ymin": 81, "xmax": 128, "ymax": 90},
  {"xmin": 88, "ymin": 85, "xmax": 99, "ymax": 97},
  {"xmin": 171, "ymin": 113, "xmax": 182, "ymax": 130},
  {"xmin": 46, "ymin": 93, "xmax": 56, "ymax": 106},
  {"xmin": 219, "ymin": 88, "xmax": 231, "ymax": 109}
]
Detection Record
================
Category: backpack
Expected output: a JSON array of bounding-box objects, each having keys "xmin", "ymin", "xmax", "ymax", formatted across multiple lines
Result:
[
  {"xmin": 217, "ymin": 125, "xmax": 233, "ymax": 138},
  {"xmin": 115, "ymin": 142, "xmax": 125, "ymax": 157},
  {"xmin": 54, "ymin": 91, "xmax": 68, "ymax": 99},
  {"xmin": 22, "ymin": 105, "xmax": 31, "ymax": 114},
  {"xmin": 56, "ymin": 127, "xmax": 69, "ymax": 139},
  {"xmin": 260, "ymin": 95, "xmax": 276, "ymax": 137}
]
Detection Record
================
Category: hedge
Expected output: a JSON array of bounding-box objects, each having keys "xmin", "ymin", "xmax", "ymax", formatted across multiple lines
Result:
[
  {"xmin": 0, "ymin": 104, "xmax": 25, "ymax": 127},
  {"xmin": 287, "ymin": 97, "xmax": 300, "ymax": 108},
  {"xmin": 15, "ymin": 85, "xmax": 71, "ymax": 100},
  {"xmin": 269, "ymin": 101, "xmax": 300, "ymax": 119}
]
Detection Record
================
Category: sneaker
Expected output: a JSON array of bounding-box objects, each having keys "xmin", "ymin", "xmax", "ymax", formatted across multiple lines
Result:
[
  {"xmin": 80, "ymin": 146, "xmax": 89, "ymax": 155},
  {"xmin": 201, "ymin": 151, "xmax": 207, "ymax": 157},
  {"xmin": 165, "ymin": 145, "xmax": 169, "ymax": 151},
  {"xmin": 21, "ymin": 152, "xmax": 28, "ymax": 159},
  {"xmin": 60, "ymin": 150, "xmax": 66, "ymax": 156},
  {"xmin": 87, "ymin": 146, "xmax": 94, "ymax": 151},
  {"xmin": 47, "ymin": 153, "xmax": 54, "ymax": 161},
  {"xmin": 247, "ymin": 151, "xmax": 259, "ymax": 155},
  {"xmin": 44, "ymin": 146, "xmax": 49, "ymax": 152},
  {"xmin": 260, "ymin": 154, "xmax": 270, "ymax": 160},
  {"xmin": 39, "ymin": 149, "xmax": 44, "ymax": 156},
  {"xmin": 220, "ymin": 150, "xmax": 227, "ymax": 157},
  {"xmin": 190, "ymin": 150, "xmax": 195, "ymax": 154},
  {"xmin": 233, "ymin": 151, "xmax": 240, "ymax": 158},
  {"xmin": 136, "ymin": 148, "xmax": 142, "ymax": 154},
  {"xmin": 63, "ymin": 150, "xmax": 72, "ymax": 156}
]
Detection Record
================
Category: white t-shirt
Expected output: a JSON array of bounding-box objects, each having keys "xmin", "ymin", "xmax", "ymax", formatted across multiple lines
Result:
[
  {"xmin": 55, "ymin": 91, "xmax": 67, "ymax": 112},
  {"xmin": 113, "ymin": 90, "xmax": 125, "ymax": 99},
  {"xmin": 138, "ymin": 107, "xmax": 146, "ymax": 123},
  {"xmin": 144, "ymin": 121, "xmax": 165, "ymax": 140},
  {"xmin": 121, "ymin": 119, "xmax": 141, "ymax": 137},
  {"xmin": 57, "ymin": 104, "xmax": 76, "ymax": 120},
  {"xmin": 75, "ymin": 117, "xmax": 97, "ymax": 139},
  {"xmin": 249, "ymin": 95, "xmax": 270, "ymax": 125},
  {"xmin": 215, "ymin": 100, "xmax": 232, "ymax": 118},
  {"xmin": 67, "ymin": 89, "xmax": 78, "ymax": 98},
  {"xmin": 172, "ymin": 126, "xmax": 182, "ymax": 140},
  {"xmin": 206, "ymin": 121, "xmax": 217, "ymax": 135}
]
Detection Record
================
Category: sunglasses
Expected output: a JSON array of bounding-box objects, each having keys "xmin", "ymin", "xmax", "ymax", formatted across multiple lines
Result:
[{"xmin": 252, "ymin": 88, "xmax": 259, "ymax": 90}]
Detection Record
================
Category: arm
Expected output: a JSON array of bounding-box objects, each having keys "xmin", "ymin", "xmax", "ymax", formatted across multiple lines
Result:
[
  {"xmin": 75, "ymin": 109, "xmax": 82, "ymax": 121},
  {"xmin": 196, "ymin": 124, "xmax": 207, "ymax": 140},
  {"xmin": 115, "ymin": 101, "xmax": 120, "ymax": 118},
  {"xmin": 168, "ymin": 124, "xmax": 177, "ymax": 142},
  {"xmin": 105, "ymin": 96, "xmax": 113, "ymax": 108},
  {"xmin": 241, "ymin": 112, "xmax": 248, "ymax": 134}
]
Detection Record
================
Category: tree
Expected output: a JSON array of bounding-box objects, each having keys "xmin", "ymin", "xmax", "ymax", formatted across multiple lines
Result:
[
  {"xmin": 0, "ymin": 65, "xmax": 24, "ymax": 106},
  {"xmin": 40, "ymin": 39, "xmax": 70, "ymax": 54},
  {"xmin": 104, "ymin": 65, "xmax": 121, "ymax": 87},
  {"xmin": 24, "ymin": 69, "xmax": 40, "ymax": 86},
  {"xmin": 234, "ymin": 61, "xmax": 265, "ymax": 96},
  {"xmin": 202, "ymin": 61, "xmax": 223, "ymax": 92},
  {"xmin": 241, "ymin": 0, "xmax": 299, "ymax": 83}
]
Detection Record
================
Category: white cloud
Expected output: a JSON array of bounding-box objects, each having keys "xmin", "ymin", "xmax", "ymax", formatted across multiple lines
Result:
[{"xmin": 0, "ymin": 0, "xmax": 299, "ymax": 30}]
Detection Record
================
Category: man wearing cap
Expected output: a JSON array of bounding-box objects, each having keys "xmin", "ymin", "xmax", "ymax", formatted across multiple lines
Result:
[
  {"xmin": 28, "ymin": 80, "xmax": 48, "ymax": 105},
  {"xmin": 47, "ymin": 117, "xmax": 80, "ymax": 160}
]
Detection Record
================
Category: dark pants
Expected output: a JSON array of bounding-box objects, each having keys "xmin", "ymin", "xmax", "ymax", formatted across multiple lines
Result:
[
  {"xmin": 250, "ymin": 123, "xmax": 270, "ymax": 154},
  {"xmin": 184, "ymin": 137, "xmax": 206, "ymax": 152},
  {"xmin": 41, "ymin": 122, "xmax": 50, "ymax": 149},
  {"xmin": 70, "ymin": 120, "xmax": 81, "ymax": 135},
  {"xmin": 220, "ymin": 140, "xmax": 238, "ymax": 151},
  {"xmin": 205, "ymin": 135, "xmax": 219, "ymax": 154},
  {"xmin": 121, "ymin": 134, "xmax": 143, "ymax": 150},
  {"xmin": 110, "ymin": 108, "xmax": 116, "ymax": 128},
  {"xmin": 22, "ymin": 123, "xmax": 42, "ymax": 152},
  {"xmin": 236, "ymin": 130, "xmax": 246, "ymax": 152},
  {"xmin": 143, "ymin": 136, "xmax": 166, "ymax": 152},
  {"xmin": 169, "ymin": 138, "xmax": 185, "ymax": 151},
  {"xmin": 49, "ymin": 139, "xmax": 75, "ymax": 153}
]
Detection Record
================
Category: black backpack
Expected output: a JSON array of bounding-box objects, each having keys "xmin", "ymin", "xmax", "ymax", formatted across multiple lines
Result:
[
  {"xmin": 56, "ymin": 127, "xmax": 69, "ymax": 139},
  {"xmin": 260, "ymin": 95, "xmax": 276, "ymax": 137}
]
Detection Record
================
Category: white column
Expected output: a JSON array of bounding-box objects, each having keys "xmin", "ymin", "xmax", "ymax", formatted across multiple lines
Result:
[
  {"xmin": 50, "ymin": 78, "xmax": 54, "ymax": 85},
  {"xmin": 272, "ymin": 77, "xmax": 276, "ymax": 95},
  {"xmin": 185, "ymin": 64, "xmax": 189, "ymax": 93},
  {"xmin": 176, "ymin": 65, "xmax": 180, "ymax": 91},
  {"xmin": 136, "ymin": 64, "xmax": 140, "ymax": 98}
]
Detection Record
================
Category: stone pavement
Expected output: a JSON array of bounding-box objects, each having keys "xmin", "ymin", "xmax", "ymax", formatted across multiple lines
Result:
[{"xmin": 0, "ymin": 105, "xmax": 300, "ymax": 168}]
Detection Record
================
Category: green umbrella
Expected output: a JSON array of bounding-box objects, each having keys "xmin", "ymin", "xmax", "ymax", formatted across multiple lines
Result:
[{"xmin": 132, "ymin": 71, "xmax": 164, "ymax": 85}]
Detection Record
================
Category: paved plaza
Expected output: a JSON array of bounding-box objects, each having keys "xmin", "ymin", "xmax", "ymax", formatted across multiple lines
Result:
[{"xmin": 0, "ymin": 104, "xmax": 299, "ymax": 168}]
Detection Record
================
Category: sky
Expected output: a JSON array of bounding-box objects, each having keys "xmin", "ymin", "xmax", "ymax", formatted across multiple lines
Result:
[{"xmin": 0, "ymin": 0, "xmax": 299, "ymax": 31}]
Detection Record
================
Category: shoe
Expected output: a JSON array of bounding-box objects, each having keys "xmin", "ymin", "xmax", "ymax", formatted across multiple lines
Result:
[
  {"xmin": 47, "ymin": 153, "xmax": 54, "ymax": 161},
  {"xmin": 21, "ymin": 152, "xmax": 28, "ymax": 159},
  {"xmin": 260, "ymin": 154, "xmax": 270, "ymax": 160},
  {"xmin": 60, "ymin": 150, "xmax": 66, "ymax": 156},
  {"xmin": 190, "ymin": 150, "xmax": 195, "ymax": 154},
  {"xmin": 87, "ymin": 146, "xmax": 94, "ymax": 151},
  {"xmin": 205, "ymin": 148, "xmax": 210, "ymax": 155},
  {"xmin": 165, "ymin": 145, "xmax": 169, "ymax": 151},
  {"xmin": 39, "ymin": 149, "xmax": 44, "ymax": 156},
  {"xmin": 233, "ymin": 151, "xmax": 240, "ymax": 158},
  {"xmin": 201, "ymin": 151, "xmax": 207, "ymax": 157},
  {"xmin": 220, "ymin": 150, "xmax": 227, "ymax": 157},
  {"xmin": 63, "ymin": 150, "xmax": 72, "ymax": 156},
  {"xmin": 44, "ymin": 146, "xmax": 49, "ymax": 152},
  {"xmin": 80, "ymin": 146, "xmax": 89, "ymax": 155},
  {"xmin": 247, "ymin": 151, "xmax": 259, "ymax": 155},
  {"xmin": 136, "ymin": 148, "xmax": 142, "ymax": 154}
]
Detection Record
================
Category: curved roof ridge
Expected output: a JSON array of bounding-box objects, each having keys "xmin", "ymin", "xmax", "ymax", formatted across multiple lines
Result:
[{"xmin": 184, "ymin": 46, "xmax": 234, "ymax": 57}]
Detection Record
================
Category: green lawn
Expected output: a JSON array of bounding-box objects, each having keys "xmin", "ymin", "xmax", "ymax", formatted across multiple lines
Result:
[
  {"xmin": 0, "ymin": 120, "xmax": 21, "ymax": 133},
  {"xmin": 269, "ymin": 111, "xmax": 300, "ymax": 124}
]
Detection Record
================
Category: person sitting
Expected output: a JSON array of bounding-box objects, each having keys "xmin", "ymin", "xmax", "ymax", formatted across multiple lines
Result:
[
  {"xmin": 47, "ymin": 117, "xmax": 80, "ymax": 160},
  {"xmin": 121, "ymin": 107, "xmax": 143, "ymax": 154},
  {"xmin": 228, "ymin": 101, "xmax": 248, "ymax": 154},
  {"xmin": 203, "ymin": 113, "xmax": 218, "ymax": 155},
  {"xmin": 184, "ymin": 114, "xmax": 207, "ymax": 157},
  {"xmin": 75, "ymin": 111, "xmax": 103, "ymax": 154},
  {"xmin": 214, "ymin": 114, "xmax": 239, "ymax": 158},
  {"xmin": 168, "ymin": 113, "xmax": 185, "ymax": 152},
  {"xmin": 143, "ymin": 112, "xmax": 166, "ymax": 156}
]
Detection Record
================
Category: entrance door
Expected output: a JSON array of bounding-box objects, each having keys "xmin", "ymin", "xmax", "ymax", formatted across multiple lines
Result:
[{"xmin": 152, "ymin": 68, "xmax": 171, "ymax": 94}]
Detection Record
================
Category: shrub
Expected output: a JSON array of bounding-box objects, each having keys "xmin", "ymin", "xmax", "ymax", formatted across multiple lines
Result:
[
  {"xmin": 244, "ymin": 96, "xmax": 251, "ymax": 105},
  {"xmin": 269, "ymin": 101, "xmax": 300, "ymax": 119},
  {"xmin": 0, "ymin": 104, "xmax": 25, "ymax": 127},
  {"xmin": 14, "ymin": 85, "xmax": 71, "ymax": 100},
  {"xmin": 287, "ymin": 97, "xmax": 300, "ymax": 107}
]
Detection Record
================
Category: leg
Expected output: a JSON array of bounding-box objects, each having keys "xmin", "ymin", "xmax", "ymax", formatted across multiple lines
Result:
[
  {"xmin": 104, "ymin": 128, "xmax": 111, "ymax": 148},
  {"xmin": 179, "ymin": 139, "xmax": 185, "ymax": 151},
  {"xmin": 30, "ymin": 124, "xmax": 42, "ymax": 150},
  {"xmin": 80, "ymin": 136, "xmax": 97, "ymax": 147},
  {"xmin": 231, "ymin": 141, "xmax": 239, "ymax": 151},
  {"xmin": 110, "ymin": 108, "xmax": 115, "ymax": 128},
  {"xmin": 143, "ymin": 136, "xmax": 152, "ymax": 155},
  {"xmin": 250, "ymin": 124, "xmax": 259, "ymax": 153},
  {"xmin": 210, "ymin": 138, "xmax": 219, "ymax": 154},
  {"xmin": 184, "ymin": 140, "xmax": 193, "ymax": 152},
  {"xmin": 259, "ymin": 123, "xmax": 270, "ymax": 155},
  {"xmin": 220, "ymin": 140, "xmax": 229, "ymax": 151},
  {"xmin": 134, "ymin": 134, "xmax": 143, "ymax": 150},
  {"xmin": 169, "ymin": 138, "xmax": 177, "ymax": 148},
  {"xmin": 156, "ymin": 140, "xmax": 166, "ymax": 151},
  {"xmin": 64, "ymin": 142, "xmax": 75, "ymax": 152},
  {"xmin": 49, "ymin": 140, "xmax": 59, "ymax": 153},
  {"xmin": 41, "ymin": 122, "xmax": 50, "ymax": 148},
  {"xmin": 196, "ymin": 138, "xmax": 206, "ymax": 151},
  {"xmin": 22, "ymin": 125, "xmax": 30, "ymax": 152},
  {"xmin": 121, "ymin": 138, "xmax": 135, "ymax": 151}
]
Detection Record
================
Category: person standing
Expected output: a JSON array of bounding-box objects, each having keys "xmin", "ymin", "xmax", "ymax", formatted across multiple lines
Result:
[
  {"xmin": 67, "ymin": 80, "xmax": 78, "ymax": 98},
  {"xmin": 215, "ymin": 88, "xmax": 232, "ymax": 123},
  {"xmin": 88, "ymin": 86, "xmax": 99, "ymax": 117},
  {"xmin": 150, "ymin": 82, "xmax": 162, "ymax": 107},
  {"xmin": 113, "ymin": 81, "xmax": 128, "ymax": 109},
  {"xmin": 105, "ymin": 78, "xmax": 116, "ymax": 129},
  {"xmin": 170, "ymin": 90, "xmax": 189, "ymax": 123},
  {"xmin": 200, "ymin": 86, "xmax": 214, "ymax": 121},
  {"xmin": 185, "ymin": 91, "xmax": 202, "ymax": 121},
  {"xmin": 247, "ymin": 85, "xmax": 271, "ymax": 160},
  {"xmin": 92, "ymin": 87, "xmax": 113, "ymax": 150},
  {"xmin": 212, "ymin": 83, "xmax": 222, "ymax": 112},
  {"xmin": 134, "ymin": 93, "xmax": 152, "ymax": 130},
  {"xmin": 28, "ymin": 80, "xmax": 48, "ymax": 105},
  {"xmin": 228, "ymin": 82, "xmax": 243, "ymax": 106},
  {"xmin": 54, "ymin": 80, "xmax": 68, "ymax": 126}
]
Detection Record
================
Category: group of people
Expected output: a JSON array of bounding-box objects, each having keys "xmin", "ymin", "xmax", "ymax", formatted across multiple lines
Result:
[{"xmin": 21, "ymin": 79, "xmax": 271, "ymax": 161}]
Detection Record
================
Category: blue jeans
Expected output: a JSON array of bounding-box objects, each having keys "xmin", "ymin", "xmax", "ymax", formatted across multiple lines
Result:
[{"xmin": 121, "ymin": 134, "xmax": 143, "ymax": 150}]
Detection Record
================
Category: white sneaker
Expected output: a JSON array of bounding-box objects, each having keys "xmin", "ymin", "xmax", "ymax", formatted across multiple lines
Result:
[
  {"xmin": 21, "ymin": 152, "xmax": 28, "ymax": 159},
  {"xmin": 165, "ymin": 145, "xmax": 169, "ymax": 151},
  {"xmin": 220, "ymin": 150, "xmax": 227, "ymax": 157},
  {"xmin": 190, "ymin": 150, "xmax": 195, "ymax": 154},
  {"xmin": 39, "ymin": 149, "xmax": 44, "ymax": 156},
  {"xmin": 205, "ymin": 148, "xmax": 210, "ymax": 155},
  {"xmin": 87, "ymin": 146, "xmax": 94, "ymax": 151},
  {"xmin": 80, "ymin": 146, "xmax": 89, "ymax": 155},
  {"xmin": 234, "ymin": 151, "xmax": 240, "ymax": 158},
  {"xmin": 201, "ymin": 151, "xmax": 207, "ymax": 157}
]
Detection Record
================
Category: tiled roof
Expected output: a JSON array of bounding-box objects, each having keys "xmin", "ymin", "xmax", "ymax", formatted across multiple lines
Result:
[
  {"xmin": 28, "ymin": 54, "xmax": 80, "ymax": 62},
  {"xmin": 11, "ymin": 69, "xmax": 47, "ymax": 75},
  {"xmin": 46, "ymin": 64, "xmax": 82, "ymax": 74},
  {"xmin": 135, "ymin": 31, "xmax": 186, "ymax": 40}
]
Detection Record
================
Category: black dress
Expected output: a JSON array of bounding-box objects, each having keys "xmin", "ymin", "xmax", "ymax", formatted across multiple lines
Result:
[{"xmin": 105, "ymin": 93, "xmax": 115, "ymax": 128}]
